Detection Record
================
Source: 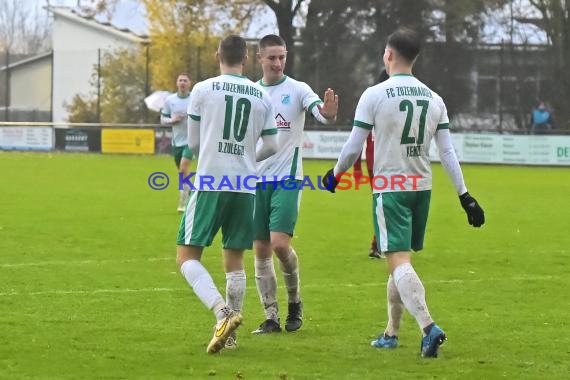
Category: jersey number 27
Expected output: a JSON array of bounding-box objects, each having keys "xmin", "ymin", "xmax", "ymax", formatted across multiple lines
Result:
[{"xmin": 400, "ymin": 99, "xmax": 429, "ymax": 145}]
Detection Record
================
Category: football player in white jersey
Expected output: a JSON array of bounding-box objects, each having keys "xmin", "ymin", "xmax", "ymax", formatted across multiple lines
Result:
[
  {"xmin": 323, "ymin": 28, "xmax": 485, "ymax": 358},
  {"xmin": 251, "ymin": 34, "xmax": 338, "ymax": 334},
  {"xmin": 176, "ymin": 35, "xmax": 278, "ymax": 354},
  {"xmin": 160, "ymin": 73, "xmax": 193, "ymax": 212}
]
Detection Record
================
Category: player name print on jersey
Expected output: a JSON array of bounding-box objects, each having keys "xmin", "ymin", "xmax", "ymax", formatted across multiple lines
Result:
[
  {"xmin": 218, "ymin": 141, "xmax": 245, "ymax": 156},
  {"xmin": 406, "ymin": 145, "xmax": 423, "ymax": 157}
]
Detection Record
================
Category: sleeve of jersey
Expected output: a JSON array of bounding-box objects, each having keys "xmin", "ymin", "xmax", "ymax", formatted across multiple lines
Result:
[
  {"xmin": 301, "ymin": 83, "xmax": 328, "ymax": 124},
  {"xmin": 261, "ymin": 99, "xmax": 278, "ymax": 137},
  {"xmin": 256, "ymin": 134, "xmax": 278, "ymax": 161},
  {"xmin": 435, "ymin": 128, "xmax": 467, "ymax": 195},
  {"xmin": 333, "ymin": 89, "xmax": 375, "ymax": 174},
  {"xmin": 352, "ymin": 89, "xmax": 375, "ymax": 131},
  {"xmin": 187, "ymin": 86, "xmax": 202, "ymax": 157},
  {"xmin": 334, "ymin": 126, "xmax": 370, "ymax": 175},
  {"xmin": 160, "ymin": 98, "xmax": 172, "ymax": 125},
  {"xmin": 436, "ymin": 98, "xmax": 450, "ymax": 131},
  {"xmin": 256, "ymin": 102, "xmax": 278, "ymax": 161}
]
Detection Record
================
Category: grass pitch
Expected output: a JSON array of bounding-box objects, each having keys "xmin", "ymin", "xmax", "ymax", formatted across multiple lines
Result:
[{"xmin": 0, "ymin": 152, "xmax": 569, "ymax": 379}]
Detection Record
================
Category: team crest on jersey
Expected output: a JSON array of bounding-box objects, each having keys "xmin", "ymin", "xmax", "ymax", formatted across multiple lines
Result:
[
  {"xmin": 275, "ymin": 113, "xmax": 291, "ymax": 129},
  {"xmin": 281, "ymin": 94, "xmax": 291, "ymax": 104}
]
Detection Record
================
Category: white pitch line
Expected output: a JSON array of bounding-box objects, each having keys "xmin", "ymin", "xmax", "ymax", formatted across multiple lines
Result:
[
  {"xmin": 0, "ymin": 287, "xmax": 185, "ymax": 297},
  {"xmin": 0, "ymin": 257, "xmax": 172, "ymax": 268},
  {"xmin": 0, "ymin": 275, "xmax": 554, "ymax": 297}
]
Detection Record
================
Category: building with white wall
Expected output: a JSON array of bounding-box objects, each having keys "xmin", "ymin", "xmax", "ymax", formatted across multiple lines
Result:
[
  {"xmin": 49, "ymin": 5, "xmax": 149, "ymax": 122},
  {"xmin": 0, "ymin": 52, "xmax": 52, "ymax": 121},
  {"xmin": 0, "ymin": 4, "xmax": 148, "ymax": 122}
]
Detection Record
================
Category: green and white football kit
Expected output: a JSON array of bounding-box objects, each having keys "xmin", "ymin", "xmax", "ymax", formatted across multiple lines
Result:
[
  {"xmin": 254, "ymin": 76, "xmax": 325, "ymax": 239},
  {"xmin": 161, "ymin": 92, "xmax": 193, "ymax": 167},
  {"xmin": 335, "ymin": 74, "xmax": 465, "ymax": 252},
  {"xmin": 179, "ymin": 74, "xmax": 277, "ymax": 250}
]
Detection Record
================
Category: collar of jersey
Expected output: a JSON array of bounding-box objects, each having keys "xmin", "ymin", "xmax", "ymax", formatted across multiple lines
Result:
[
  {"xmin": 176, "ymin": 92, "xmax": 190, "ymax": 98},
  {"xmin": 259, "ymin": 75, "xmax": 288, "ymax": 87},
  {"xmin": 223, "ymin": 73, "xmax": 247, "ymax": 79},
  {"xmin": 391, "ymin": 73, "xmax": 414, "ymax": 77}
]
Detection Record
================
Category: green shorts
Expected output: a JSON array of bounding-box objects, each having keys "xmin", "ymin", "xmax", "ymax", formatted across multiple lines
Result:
[
  {"xmin": 373, "ymin": 190, "xmax": 431, "ymax": 253},
  {"xmin": 177, "ymin": 191, "xmax": 255, "ymax": 250},
  {"xmin": 253, "ymin": 180, "xmax": 302, "ymax": 241},
  {"xmin": 172, "ymin": 145, "xmax": 193, "ymax": 168}
]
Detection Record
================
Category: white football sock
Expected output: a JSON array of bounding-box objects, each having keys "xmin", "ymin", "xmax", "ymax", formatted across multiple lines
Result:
[
  {"xmin": 255, "ymin": 257, "xmax": 279, "ymax": 321},
  {"xmin": 225, "ymin": 270, "xmax": 246, "ymax": 313},
  {"xmin": 392, "ymin": 263, "xmax": 433, "ymax": 334},
  {"xmin": 178, "ymin": 191, "xmax": 186, "ymax": 210},
  {"xmin": 180, "ymin": 260, "xmax": 227, "ymax": 320},
  {"xmin": 279, "ymin": 248, "xmax": 300, "ymax": 304},
  {"xmin": 182, "ymin": 182, "xmax": 191, "ymax": 196},
  {"xmin": 384, "ymin": 274, "xmax": 405, "ymax": 337}
]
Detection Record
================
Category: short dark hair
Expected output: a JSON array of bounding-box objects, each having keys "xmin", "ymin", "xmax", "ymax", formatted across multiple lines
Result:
[
  {"xmin": 178, "ymin": 72, "xmax": 190, "ymax": 80},
  {"xmin": 258, "ymin": 34, "xmax": 286, "ymax": 51},
  {"xmin": 386, "ymin": 27, "xmax": 421, "ymax": 63},
  {"xmin": 218, "ymin": 35, "xmax": 247, "ymax": 66}
]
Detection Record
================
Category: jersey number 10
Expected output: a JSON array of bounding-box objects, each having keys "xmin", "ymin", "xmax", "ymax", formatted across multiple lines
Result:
[
  {"xmin": 224, "ymin": 95, "xmax": 251, "ymax": 142},
  {"xmin": 400, "ymin": 99, "xmax": 429, "ymax": 145}
]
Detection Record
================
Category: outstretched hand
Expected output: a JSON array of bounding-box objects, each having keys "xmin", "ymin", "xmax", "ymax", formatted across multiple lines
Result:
[{"xmin": 317, "ymin": 88, "xmax": 338, "ymax": 120}]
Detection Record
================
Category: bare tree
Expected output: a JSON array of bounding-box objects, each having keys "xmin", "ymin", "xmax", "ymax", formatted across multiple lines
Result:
[
  {"xmin": 514, "ymin": 0, "xmax": 570, "ymax": 129},
  {"xmin": 0, "ymin": 0, "xmax": 52, "ymax": 54},
  {"xmin": 259, "ymin": 0, "xmax": 307, "ymax": 76}
]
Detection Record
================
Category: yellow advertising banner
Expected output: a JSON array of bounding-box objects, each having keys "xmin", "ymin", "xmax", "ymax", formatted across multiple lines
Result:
[{"xmin": 101, "ymin": 129, "xmax": 155, "ymax": 154}]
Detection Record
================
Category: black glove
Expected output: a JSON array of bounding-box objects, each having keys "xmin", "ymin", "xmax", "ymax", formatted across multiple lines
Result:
[
  {"xmin": 322, "ymin": 168, "xmax": 339, "ymax": 193},
  {"xmin": 459, "ymin": 192, "xmax": 485, "ymax": 227}
]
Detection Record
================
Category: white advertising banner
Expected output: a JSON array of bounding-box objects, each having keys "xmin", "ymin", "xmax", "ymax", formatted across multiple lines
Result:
[
  {"xmin": 429, "ymin": 133, "xmax": 570, "ymax": 166},
  {"xmin": 302, "ymin": 130, "xmax": 570, "ymax": 165},
  {"xmin": 302, "ymin": 131, "xmax": 351, "ymax": 159},
  {"xmin": 302, "ymin": 131, "xmax": 366, "ymax": 159},
  {"xmin": 0, "ymin": 127, "xmax": 53, "ymax": 151}
]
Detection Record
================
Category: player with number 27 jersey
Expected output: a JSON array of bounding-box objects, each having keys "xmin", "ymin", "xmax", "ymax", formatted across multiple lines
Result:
[
  {"xmin": 354, "ymin": 73, "xmax": 449, "ymax": 193},
  {"xmin": 188, "ymin": 74, "xmax": 277, "ymax": 193}
]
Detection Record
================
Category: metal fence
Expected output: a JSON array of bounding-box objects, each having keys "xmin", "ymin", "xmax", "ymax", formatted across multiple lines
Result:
[{"xmin": 0, "ymin": 40, "xmax": 564, "ymax": 133}]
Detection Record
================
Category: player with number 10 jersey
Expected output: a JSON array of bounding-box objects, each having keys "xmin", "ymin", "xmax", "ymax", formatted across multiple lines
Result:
[{"xmin": 188, "ymin": 75, "xmax": 276, "ymax": 192}]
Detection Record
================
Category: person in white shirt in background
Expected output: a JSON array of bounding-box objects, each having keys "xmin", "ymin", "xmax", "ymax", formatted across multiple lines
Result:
[{"xmin": 161, "ymin": 73, "xmax": 193, "ymax": 212}]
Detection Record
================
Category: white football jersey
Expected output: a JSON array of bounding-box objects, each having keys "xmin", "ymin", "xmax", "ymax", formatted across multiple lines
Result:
[
  {"xmin": 256, "ymin": 76, "xmax": 322, "ymax": 180},
  {"xmin": 188, "ymin": 74, "xmax": 276, "ymax": 194},
  {"xmin": 161, "ymin": 93, "xmax": 191, "ymax": 147},
  {"xmin": 353, "ymin": 74, "xmax": 449, "ymax": 193}
]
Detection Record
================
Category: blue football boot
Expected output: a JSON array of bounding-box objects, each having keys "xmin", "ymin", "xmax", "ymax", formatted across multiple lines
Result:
[
  {"xmin": 371, "ymin": 334, "xmax": 399, "ymax": 349},
  {"xmin": 421, "ymin": 324, "xmax": 446, "ymax": 358}
]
